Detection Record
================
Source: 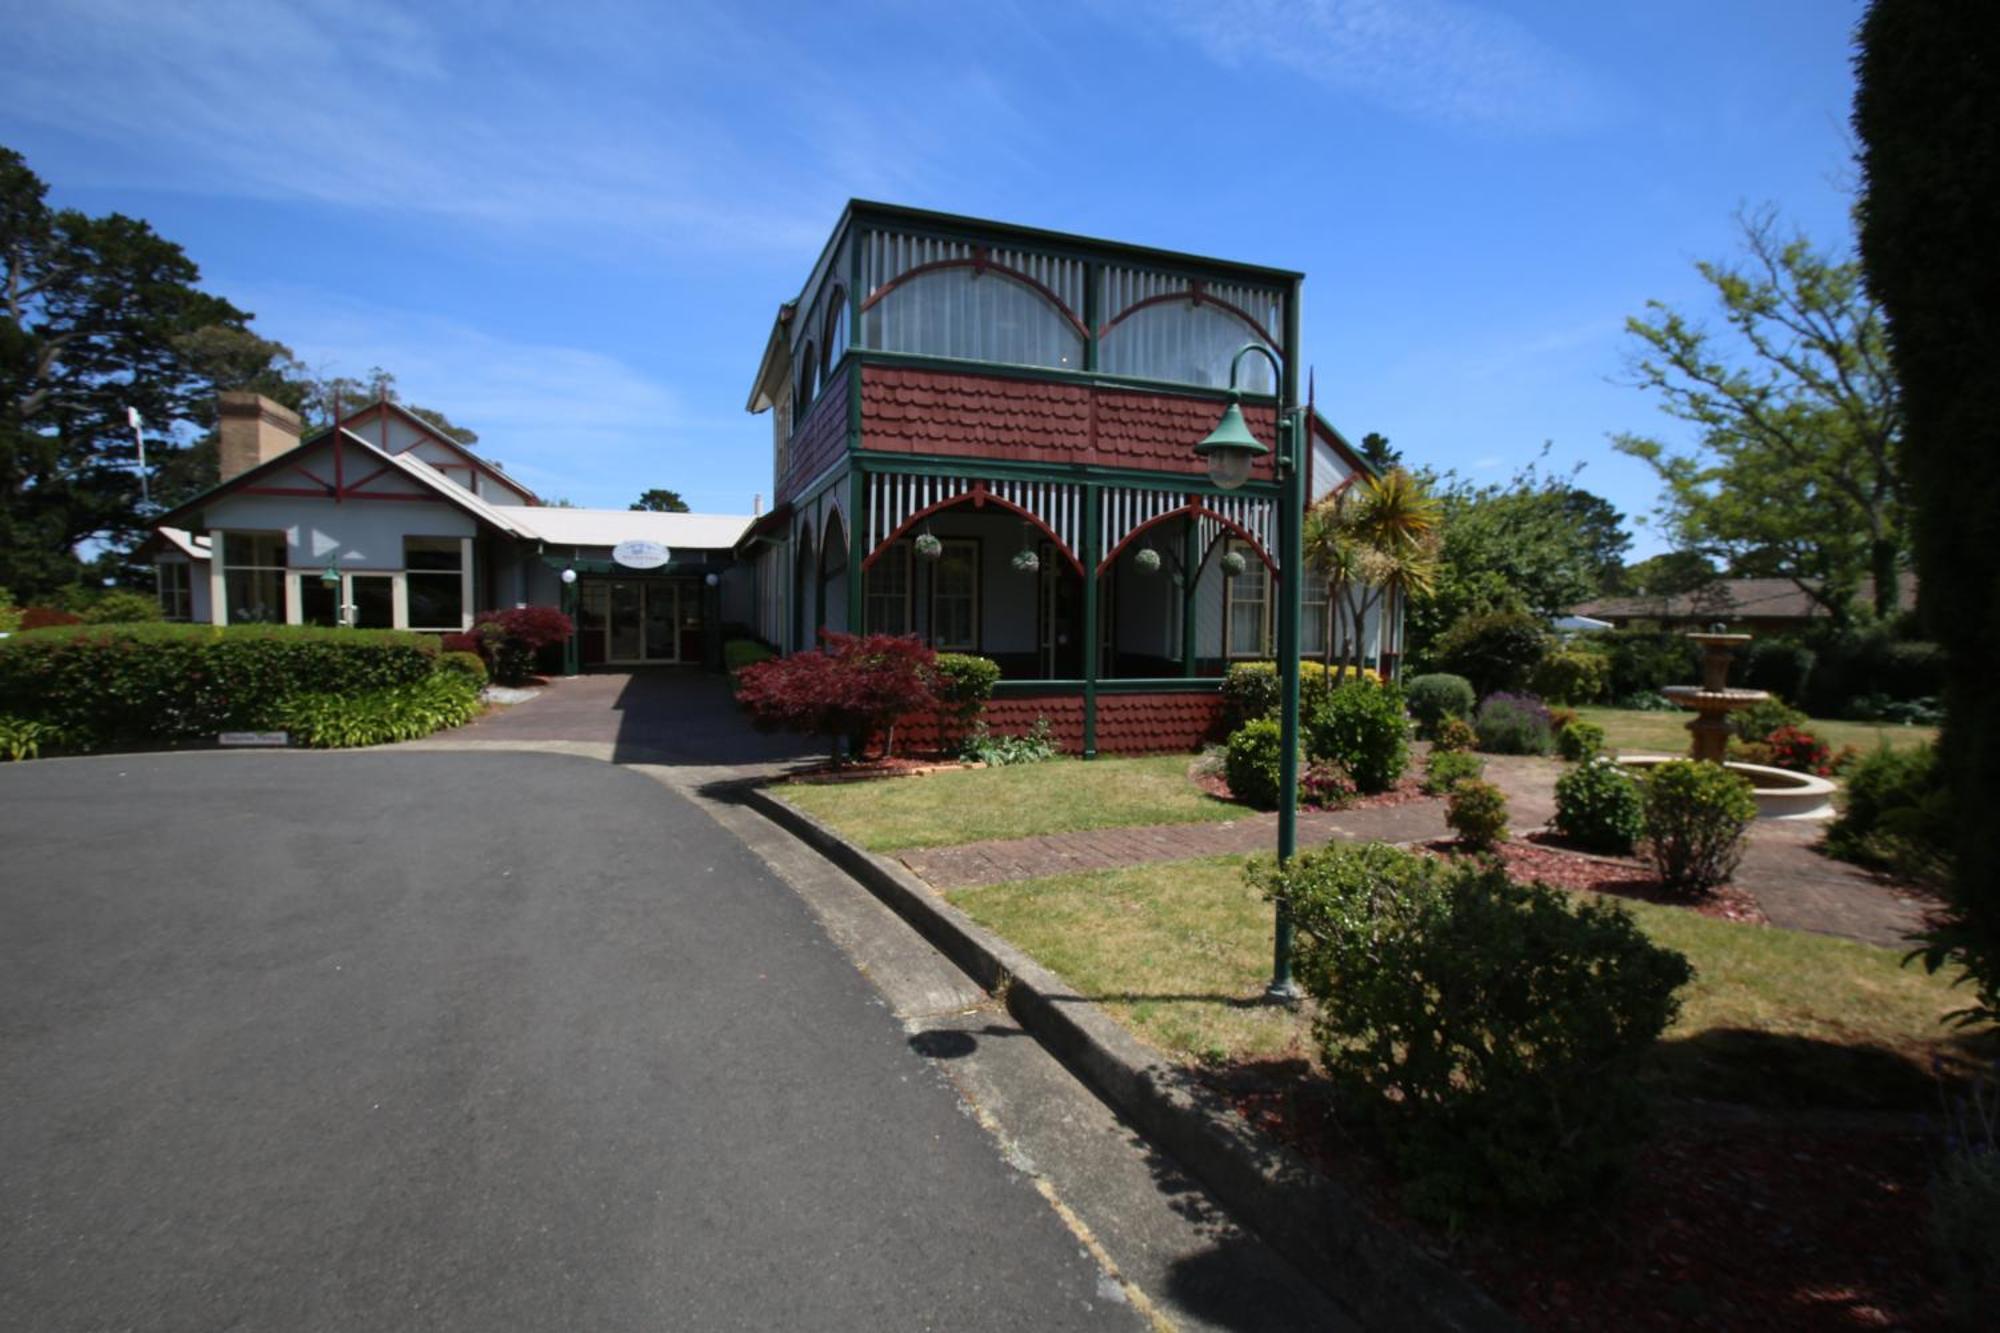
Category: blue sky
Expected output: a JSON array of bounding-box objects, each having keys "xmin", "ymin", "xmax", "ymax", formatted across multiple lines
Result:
[{"xmin": 2, "ymin": 0, "xmax": 1864, "ymax": 553}]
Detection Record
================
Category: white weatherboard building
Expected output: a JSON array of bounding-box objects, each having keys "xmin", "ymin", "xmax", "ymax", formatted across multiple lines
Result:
[{"xmin": 144, "ymin": 393, "xmax": 755, "ymax": 669}]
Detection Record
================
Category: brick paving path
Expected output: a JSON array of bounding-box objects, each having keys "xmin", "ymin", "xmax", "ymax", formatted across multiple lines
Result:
[{"xmin": 897, "ymin": 750, "xmax": 1933, "ymax": 952}]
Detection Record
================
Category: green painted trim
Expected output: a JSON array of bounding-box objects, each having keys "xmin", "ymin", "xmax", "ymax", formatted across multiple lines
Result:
[
  {"xmin": 1080, "ymin": 481, "xmax": 1101, "ymax": 758},
  {"xmin": 843, "ymin": 199, "xmax": 1304, "ymax": 285},
  {"xmin": 845, "ymin": 470, "xmax": 866, "ymax": 633},
  {"xmin": 849, "ymin": 450, "xmax": 1280, "ymax": 499},
  {"xmin": 851, "ymin": 347, "xmax": 1282, "ymax": 407},
  {"xmin": 1082, "ymin": 259, "xmax": 1100, "ymax": 373}
]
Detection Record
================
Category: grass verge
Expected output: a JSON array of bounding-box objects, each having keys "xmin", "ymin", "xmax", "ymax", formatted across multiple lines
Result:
[
  {"xmin": 775, "ymin": 754, "xmax": 1241, "ymax": 851},
  {"xmin": 948, "ymin": 853, "xmax": 1977, "ymax": 1108}
]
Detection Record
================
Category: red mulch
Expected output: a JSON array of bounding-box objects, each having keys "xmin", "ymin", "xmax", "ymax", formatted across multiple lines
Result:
[
  {"xmin": 1213, "ymin": 1063, "xmax": 1951, "ymax": 1331},
  {"xmin": 1192, "ymin": 768, "xmax": 1435, "ymax": 813},
  {"xmin": 1433, "ymin": 834, "xmax": 1773, "ymax": 926}
]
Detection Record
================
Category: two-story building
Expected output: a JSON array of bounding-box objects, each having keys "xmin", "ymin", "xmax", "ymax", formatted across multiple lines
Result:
[
  {"xmin": 142, "ymin": 202, "xmax": 1397, "ymax": 752},
  {"xmin": 734, "ymin": 201, "xmax": 1390, "ymax": 754}
]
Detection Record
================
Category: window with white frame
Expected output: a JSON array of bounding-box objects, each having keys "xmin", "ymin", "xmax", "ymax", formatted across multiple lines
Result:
[
  {"xmin": 404, "ymin": 536, "xmax": 466, "ymax": 630},
  {"xmin": 156, "ymin": 561, "xmax": 192, "ymax": 621},
  {"xmin": 931, "ymin": 539, "xmax": 979, "ymax": 651},
  {"xmin": 1301, "ymin": 577, "xmax": 1329, "ymax": 658},
  {"xmin": 1223, "ymin": 541, "xmax": 1271, "ymax": 658},
  {"xmin": 865, "ymin": 541, "xmax": 912, "ymax": 636},
  {"xmin": 221, "ymin": 531, "xmax": 286, "ymax": 624}
]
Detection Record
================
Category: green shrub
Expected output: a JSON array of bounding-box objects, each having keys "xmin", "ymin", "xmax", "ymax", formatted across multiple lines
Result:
[
  {"xmin": 960, "ymin": 718, "xmax": 1056, "ymax": 766},
  {"xmin": 277, "ymin": 673, "xmax": 481, "ymax": 748},
  {"xmin": 1404, "ymin": 673, "xmax": 1475, "ymax": 739},
  {"xmin": 1474, "ymin": 692, "xmax": 1554, "ymax": 756},
  {"xmin": 1255, "ymin": 845, "xmax": 1692, "ymax": 1222},
  {"xmin": 930, "ymin": 652, "xmax": 1001, "ymax": 747},
  {"xmin": 0, "ymin": 715, "xmax": 59, "ymax": 761},
  {"xmin": 1738, "ymin": 638, "xmax": 1816, "ymax": 703},
  {"xmin": 1421, "ymin": 747, "xmax": 1484, "ymax": 796},
  {"xmin": 1555, "ymin": 718, "xmax": 1606, "ymax": 763},
  {"xmin": 1306, "ymin": 678, "xmax": 1409, "ymax": 794},
  {"xmin": 1529, "ymin": 646, "xmax": 1611, "ymax": 705},
  {"xmin": 1728, "ymin": 694, "xmax": 1808, "ymax": 744},
  {"xmin": 437, "ymin": 650, "xmax": 488, "ymax": 688},
  {"xmin": 1554, "ymin": 760, "xmax": 1645, "ymax": 854},
  {"xmin": 1431, "ymin": 717, "xmax": 1478, "ymax": 753},
  {"xmin": 1221, "ymin": 660, "xmax": 1382, "ymax": 732},
  {"xmin": 724, "ymin": 638, "xmax": 777, "ymax": 674},
  {"xmin": 1446, "ymin": 779, "xmax": 1509, "ymax": 848},
  {"xmin": 1640, "ymin": 760, "xmax": 1757, "ymax": 895},
  {"xmin": 75, "ymin": 589, "xmax": 164, "ymax": 624},
  {"xmin": 0, "ymin": 588, "xmax": 20, "ymax": 634},
  {"xmin": 1591, "ymin": 630, "xmax": 1702, "ymax": 699},
  {"xmin": 1225, "ymin": 718, "xmax": 1295, "ymax": 810},
  {"xmin": 1931, "ymin": 1068, "xmax": 2000, "ymax": 1322},
  {"xmin": 1825, "ymin": 742, "xmax": 1951, "ymax": 879},
  {"xmin": 1434, "ymin": 612, "xmax": 1550, "ymax": 698},
  {"xmin": 0, "ymin": 623, "xmax": 440, "ymax": 750}
]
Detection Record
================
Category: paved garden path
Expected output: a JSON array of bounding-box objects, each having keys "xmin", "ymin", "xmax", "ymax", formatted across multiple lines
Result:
[{"xmin": 896, "ymin": 752, "xmax": 1933, "ymax": 952}]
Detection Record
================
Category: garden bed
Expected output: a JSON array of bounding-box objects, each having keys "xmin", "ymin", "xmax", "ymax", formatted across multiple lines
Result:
[
  {"xmin": 781, "ymin": 756, "xmax": 987, "ymax": 784},
  {"xmin": 1424, "ymin": 834, "xmax": 1771, "ymax": 926}
]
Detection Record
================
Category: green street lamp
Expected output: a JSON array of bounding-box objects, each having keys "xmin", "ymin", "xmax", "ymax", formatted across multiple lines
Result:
[{"xmin": 1198, "ymin": 343, "xmax": 1304, "ymax": 1001}]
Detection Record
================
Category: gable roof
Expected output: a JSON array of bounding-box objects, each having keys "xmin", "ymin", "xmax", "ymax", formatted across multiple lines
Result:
[{"xmin": 320, "ymin": 399, "xmax": 542, "ymax": 505}]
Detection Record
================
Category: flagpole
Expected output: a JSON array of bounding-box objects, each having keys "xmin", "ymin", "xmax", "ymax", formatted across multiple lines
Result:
[{"xmin": 126, "ymin": 406, "xmax": 150, "ymax": 509}]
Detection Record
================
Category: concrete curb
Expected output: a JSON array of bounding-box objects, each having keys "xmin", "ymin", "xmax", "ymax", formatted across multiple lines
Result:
[{"xmin": 743, "ymin": 784, "xmax": 1519, "ymax": 1332}]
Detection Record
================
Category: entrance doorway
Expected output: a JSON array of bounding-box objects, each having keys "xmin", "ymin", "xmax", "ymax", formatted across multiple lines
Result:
[{"xmin": 577, "ymin": 580, "xmax": 702, "ymax": 666}]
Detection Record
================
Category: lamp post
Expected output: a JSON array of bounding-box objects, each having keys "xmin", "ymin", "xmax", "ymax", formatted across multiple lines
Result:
[
  {"xmin": 559, "ymin": 567, "xmax": 579, "ymax": 677},
  {"xmin": 1196, "ymin": 343, "xmax": 1303, "ymax": 1001}
]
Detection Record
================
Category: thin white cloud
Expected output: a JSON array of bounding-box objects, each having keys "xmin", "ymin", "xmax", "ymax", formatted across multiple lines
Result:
[
  {"xmin": 231, "ymin": 282, "xmax": 757, "ymax": 507},
  {"xmin": 1148, "ymin": 0, "xmax": 1599, "ymax": 132},
  {"xmin": 0, "ymin": 0, "xmax": 1025, "ymax": 253}
]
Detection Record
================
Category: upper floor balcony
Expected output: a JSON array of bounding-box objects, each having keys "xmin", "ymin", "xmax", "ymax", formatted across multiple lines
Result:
[{"xmin": 749, "ymin": 202, "xmax": 1303, "ymax": 506}]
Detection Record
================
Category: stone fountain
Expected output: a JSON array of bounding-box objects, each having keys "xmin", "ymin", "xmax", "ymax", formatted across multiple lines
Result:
[{"xmin": 1617, "ymin": 629, "xmax": 1838, "ymax": 820}]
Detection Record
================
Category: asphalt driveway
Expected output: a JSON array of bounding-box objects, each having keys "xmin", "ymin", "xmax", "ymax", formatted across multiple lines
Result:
[{"xmin": 0, "ymin": 751, "xmax": 1137, "ymax": 1331}]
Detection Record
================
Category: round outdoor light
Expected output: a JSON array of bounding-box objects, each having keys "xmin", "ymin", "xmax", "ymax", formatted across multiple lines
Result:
[
  {"xmin": 560, "ymin": 568, "xmax": 577, "ymax": 585},
  {"xmin": 1193, "ymin": 391, "xmax": 1269, "ymax": 492},
  {"xmin": 319, "ymin": 562, "xmax": 339, "ymax": 585},
  {"xmin": 705, "ymin": 572, "xmax": 720, "ymax": 588}
]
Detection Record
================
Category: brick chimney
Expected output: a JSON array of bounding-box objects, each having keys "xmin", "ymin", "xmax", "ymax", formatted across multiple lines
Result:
[{"xmin": 217, "ymin": 392, "xmax": 301, "ymax": 482}]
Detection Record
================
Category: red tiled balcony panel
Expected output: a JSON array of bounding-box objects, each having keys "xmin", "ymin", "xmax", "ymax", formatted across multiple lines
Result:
[{"xmin": 893, "ymin": 690, "xmax": 1221, "ymax": 758}]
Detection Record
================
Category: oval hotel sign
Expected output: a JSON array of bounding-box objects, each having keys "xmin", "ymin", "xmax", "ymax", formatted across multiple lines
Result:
[{"xmin": 612, "ymin": 540, "xmax": 672, "ymax": 570}]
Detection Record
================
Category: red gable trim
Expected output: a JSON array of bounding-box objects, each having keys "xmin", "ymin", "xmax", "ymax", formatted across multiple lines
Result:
[{"xmin": 335, "ymin": 400, "xmax": 541, "ymax": 506}]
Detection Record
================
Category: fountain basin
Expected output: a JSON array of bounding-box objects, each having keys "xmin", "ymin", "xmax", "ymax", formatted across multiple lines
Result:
[{"xmin": 1617, "ymin": 755, "xmax": 1838, "ymax": 821}]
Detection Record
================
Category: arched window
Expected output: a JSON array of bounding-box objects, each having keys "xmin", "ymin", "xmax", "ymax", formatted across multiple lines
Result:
[
  {"xmin": 862, "ymin": 267, "xmax": 1082, "ymax": 370},
  {"xmin": 1098, "ymin": 300, "xmax": 1276, "ymax": 392},
  {"xmin": 822, "ymin": 288, "xmax": 849, "ymax": 373},
  {"xmin": 795, "ymin": 340, "xmax": 818, "ymax": 416}
]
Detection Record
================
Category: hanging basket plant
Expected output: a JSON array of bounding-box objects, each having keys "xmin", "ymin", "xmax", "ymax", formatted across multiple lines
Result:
[
  {"xmin": 913, "ymin": 532, "xmax": 943, "ymax": 561},
  {"xmin": 1220, "ymin": 550, "xmax": 1249, "ymax": 577},
  {"xmin": 1011, "ymin": 548, "xmax": 1041, "ymax": 575},
  {"xmin": 1133, "ymin": 547, "xmax": 1163, "ymax": 575}
]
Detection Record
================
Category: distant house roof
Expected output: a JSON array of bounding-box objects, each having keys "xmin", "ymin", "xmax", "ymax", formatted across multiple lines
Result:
[
  {"xmin": 1573, "ymin": 572, "xmax": 1917, "ymax": 624},
  {"xmin": 490, "ymin": 507, "xmax": 751, "ymax": 551}
]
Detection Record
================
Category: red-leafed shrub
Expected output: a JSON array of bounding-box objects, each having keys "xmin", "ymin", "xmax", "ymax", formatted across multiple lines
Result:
[
  {"xmin": 471, "ymin": 605, "xmax": 574, "ymax": 685},
  {"xmin": 1765, "ymin": 723, "xmax": 1834, "ymax": 777},
  {"xmin": 440, "ymin": 631, "xmax": 480, "ymax": 655},
  {"xmin": 18, "ymin": 607, "xmax": 82, "ymax": 632},
  {"xmin": 734, "ymin": 631, "xmax": 938, "ymax": 764}
]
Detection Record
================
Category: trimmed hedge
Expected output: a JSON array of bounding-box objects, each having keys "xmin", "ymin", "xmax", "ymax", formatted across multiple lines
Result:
[
  {"xmin": 1221, "ymin": 660, "xmax": 1381, "ymax": 733},
  {"xmin": 277, "ymin": 674, "xmax": 481, "ymax": 749},
  {"xmin": 0, "ymin": 623, "xmax": 439, "ymax": 749}
]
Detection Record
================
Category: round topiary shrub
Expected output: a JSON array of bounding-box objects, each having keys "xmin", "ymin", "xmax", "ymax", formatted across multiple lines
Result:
[
  {"xmin": 1474, "ymin": 692, "xmax": 1554, "ymax": 756},
  {"xmin": 1405, "ymin": 673, "xmax": 1476, "ymax": 739},
  {"xmin": 1225, "ymin": 718, "xmax": 1293, "ymax": 810},
  {"xmin": 1554, "ymin": 759, "xmax": 1644, "ymax": 854},
  {"xmin": 1306, "ymin": 678, "xmax": 1409, "ymax": 794},
  {"xmin": 1556, "ymin": 718, "xmax": 1606, "ymax": 763},
  {"xmin": 1434, "ymin": 611, "xmax": 1550, "ymax": 698},
  {"xmin": 1421, "ymin": 747, "xmax": 1484, "ymax": 796},
  {"xmin": 1640, "ymin": 759, "xmax": 1757, "ymax": 895},
  {"xmin": 1530, "ymin": 646, "xmax": 1611, "ymax": 705},
  {"xmin": 437, "ymin": 650, "xmax": 489, "ymax": 688},
  {"xmin": 1447, "ymin": 779, "xmax": 1509, "ymax": 848}
]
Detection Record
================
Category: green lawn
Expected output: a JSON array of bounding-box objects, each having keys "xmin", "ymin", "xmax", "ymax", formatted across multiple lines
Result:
[
  {"xmin": 775, "ymin": 754, "xmax": 1242, "ymax": 852},
  {"xmin": 949, "ymin": 854, "xmax": 1979, "ymax": 1107},
  {"xmin": 1575, "ymin": 705, "xmax": 1937, "ymax": 757}
]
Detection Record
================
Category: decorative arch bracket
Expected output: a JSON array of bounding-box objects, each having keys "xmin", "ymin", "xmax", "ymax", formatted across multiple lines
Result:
[
  {"xmin": 863, "ymin": 473, "xmax": 1086, "ymax": 575},
  {"xmin": 1096, "ymin": 486, "xmax": 1278, "ymax": 576}
]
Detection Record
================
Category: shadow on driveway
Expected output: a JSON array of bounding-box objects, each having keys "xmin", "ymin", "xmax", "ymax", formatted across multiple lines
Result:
[{"xmin": 458, "ymin": 668, "xmax": 818, "ymax": 770}]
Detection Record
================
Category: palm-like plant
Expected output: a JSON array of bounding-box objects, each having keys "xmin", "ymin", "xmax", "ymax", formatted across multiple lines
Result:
[{"xmin": 1309, "ymin": 469, "xmax": 1441, "ymax": 678}]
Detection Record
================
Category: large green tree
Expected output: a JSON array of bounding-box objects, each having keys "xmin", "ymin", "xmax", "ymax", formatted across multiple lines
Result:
[
  {"xmin": 1615, "ymin": 209, "xmax": 1904, "ymax": 624},
  {"xmin": 1, "ymin": 145, "xmax": 274, "ymax": 597},
  {"xmin": 631, "ymin": 488, "xmax": 689, "ymax": 513},
  {"xmin": 1855, "ymin": 0, "xmax": 1999, "ymax": 1025},
  {"xmin": 1404, "ymin": 461, "xmax": 1630, "ymax": 666}
]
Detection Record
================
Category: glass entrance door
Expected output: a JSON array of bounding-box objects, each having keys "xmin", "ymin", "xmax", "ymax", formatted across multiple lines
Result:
[
  {"xmin": 643, "ymin": 584, "xmax": 678, "ymax": 661},
  {"xmin": 598, "ymin": 580, "xmax": 689, "ymax": 664},
  {"xmin": 608, "ymin": 582, "xmax": 645, "ymax": 661}
]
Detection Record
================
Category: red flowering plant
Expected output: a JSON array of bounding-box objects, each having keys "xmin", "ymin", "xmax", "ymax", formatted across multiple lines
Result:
[
  {"xmin": 471, "ymin": 605, "xmax": 574, "ymax": 685},
  {"xmin": 733, "ymin": 631, "xmax": 938, "ymax": 766},
  {"xmin": 1764, "ymin": 723, "xmax": 1834, "ymax": 777}
]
